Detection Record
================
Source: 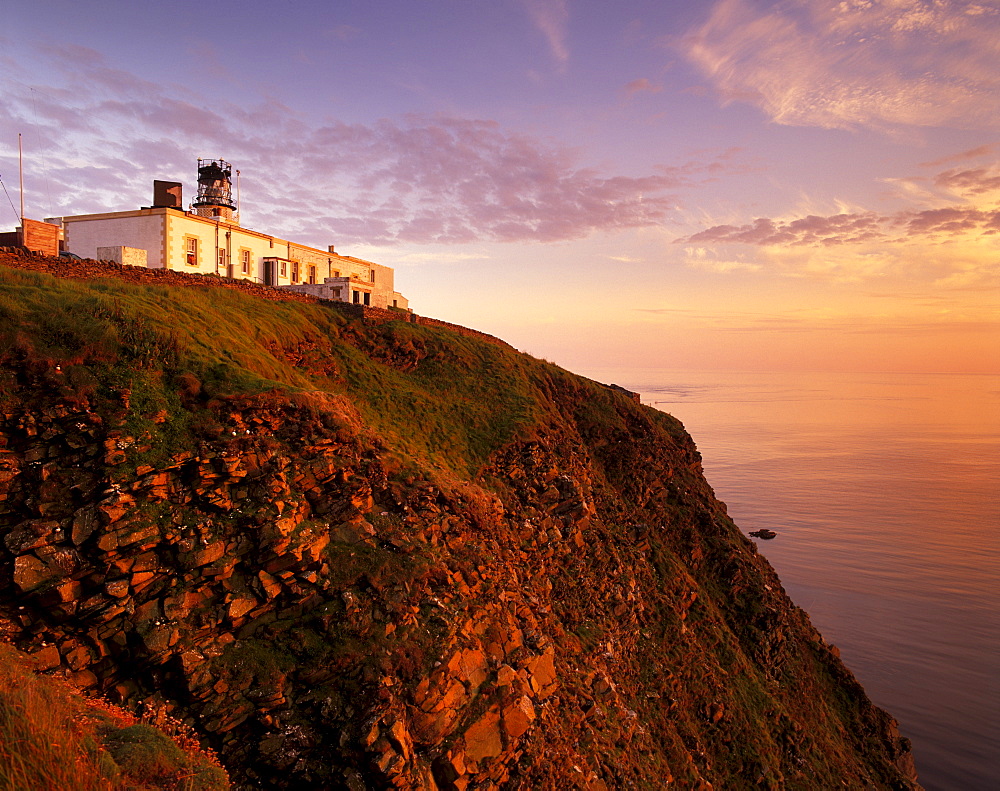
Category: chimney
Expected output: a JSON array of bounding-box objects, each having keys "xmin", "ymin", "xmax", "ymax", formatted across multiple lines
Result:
[{"xmin": 153, "ymin": 180, "xmax": 183, "ymax": 209}]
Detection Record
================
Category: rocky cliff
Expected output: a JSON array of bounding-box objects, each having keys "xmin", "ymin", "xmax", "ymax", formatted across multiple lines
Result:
[{"xmin": 0, "ymin": 255, "xmax": 921, "ymax": 790}]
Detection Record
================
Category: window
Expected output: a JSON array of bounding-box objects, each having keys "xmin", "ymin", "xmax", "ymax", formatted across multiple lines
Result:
[
  {"xmin": 185, "ymin": 237, "xmax": 198, "ymax": 266},
  {"xmin": 308, "ymin": 265, "xmax": 316, "ymax": 284},
  {"xmin": 332, "ymin": 269, "xmax": 340, "ymax": 278},
  {"xmin": 363, "ymin": 292, "xmax": 370, "ymax": 306},
  {"xmin": 352, "ymin": 290, "xmax": 360, "ymax": 304},
  {"xmin": 291, "ymin": 260, "xmax": 300, "ymax": 283},
  {"xmin": 370, "ymin": 269, "xmax": 376, "ymax": 282},
  {"xmin": 279, "ymin": 260, "xmax": 287, "ymax": 277},
  {"xmin": 240, "ymin": 249, "xmax": 252, "ymax": 275},
  {"xmin": 217, "ymin": 248, "xmax": 227, "ymax": 271}
]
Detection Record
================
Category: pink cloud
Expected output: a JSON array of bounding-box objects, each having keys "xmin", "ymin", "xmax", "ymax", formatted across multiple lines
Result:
[
  {"xmin": 679, "ymin": 212, "xmax": 887, "ymax": 246},
  {"xmin": 934, "ymin": 167, "xmax": 1000, "ymax": 195},
  {"xmin": 677, "ymin": 205, "xmax": 1000, "ymax": 247},
  {"xmin": 919, "ymin": 144, "xmax": 997, "ymax": 168},
  {"xmin": 4, "ymin": 44, "xmax": 743, "ymax": 245},
  {"xmin": 519, "ymin": 0, "xmax": 570, "ymax": 67},
  {"xmin": 624, "ymin": 78, "xmax": 662, "ymax": 96},
  {"xmin": 681, "ymin": 0, "xmax": 1000, "ymax": 131}
]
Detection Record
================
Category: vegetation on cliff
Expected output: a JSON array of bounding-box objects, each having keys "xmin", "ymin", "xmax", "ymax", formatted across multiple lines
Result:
[
  {"xmin": 0, "ymin": 257, "xmax": 921, "ymax": 789},
  {"xmin": 0, "ymin": 640, "xmax": 227, "ymax": 790}
]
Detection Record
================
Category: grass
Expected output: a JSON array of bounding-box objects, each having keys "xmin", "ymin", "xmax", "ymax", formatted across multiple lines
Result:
[
  {"xmin": 0, "ymin": 263, "xmax": 647, "ymax": 479},
  {"xmin": 0, "ymin": 642, "xmax": 228, "ymax": 790}
]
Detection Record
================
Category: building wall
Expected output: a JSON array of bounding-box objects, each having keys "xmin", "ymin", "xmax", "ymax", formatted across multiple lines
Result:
[
  {"xmin": 327, "ymin": 255, "xmax": 403, "ymax": 309},
  {"xmin": 163, "ymin": 212, "xmax": 295, "ymax": 284},
  {"xmin": 62, "ymin": 208, "xmax": 408, "ymax": 307},
  {"xmin": 64, "ymin": 211, "xmax": 166, "ymax": 267},
  {"xmin": 327, "ymin": 255, "xmax": 366, "ymax": 281},
  {"xmin": 288, "ymin": 243, "xmax": 333, "ymax": 284}
]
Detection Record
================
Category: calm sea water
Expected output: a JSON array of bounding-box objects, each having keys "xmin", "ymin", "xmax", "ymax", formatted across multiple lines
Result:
[{"xmin": 579, "ymin": 369, "xmax": 999, "ymax": 791}]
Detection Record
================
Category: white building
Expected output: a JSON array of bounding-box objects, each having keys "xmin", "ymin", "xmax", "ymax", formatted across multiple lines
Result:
[{"xmin": 49, "ymin": 160, "xmax": 409, "ymax": 310}]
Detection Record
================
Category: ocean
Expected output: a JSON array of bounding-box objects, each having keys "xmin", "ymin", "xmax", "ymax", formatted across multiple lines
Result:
[{"xmin": 577, "ymin": 368, "xmax": 999, "ymax": 791}]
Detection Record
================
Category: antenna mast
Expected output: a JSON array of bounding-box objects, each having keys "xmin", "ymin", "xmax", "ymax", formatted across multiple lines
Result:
[{"xmin": 18, "ymin": 134, "xmax": 24, "ymax": 223}]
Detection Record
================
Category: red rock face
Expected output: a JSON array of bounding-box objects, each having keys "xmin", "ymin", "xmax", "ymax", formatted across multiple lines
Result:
[{"xmin": 0, "ymin": 256, "xmax": 923, "ymax": 790}]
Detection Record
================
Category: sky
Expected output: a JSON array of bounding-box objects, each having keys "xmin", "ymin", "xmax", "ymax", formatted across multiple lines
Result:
[{"xmin": 1, "ymin": 0, "xmax": 998, "ymax": 375}]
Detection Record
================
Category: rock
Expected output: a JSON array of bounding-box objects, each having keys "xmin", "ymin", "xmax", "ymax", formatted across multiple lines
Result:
[
  {"xmin": 4, "ymin": 522, "xmax": 59, "ymax": 554},
  {"xmin": 454, "ymin": 648, "xmax": 489, "ymax": 691},
  {"xmin": 31, "ymin": 643, "xmax": 62, "ymax": 670},
  {"xmin": 71, "ymin": 507, "xmax": 101, "ymax": 545},
  {"xmin": 331, "ymin": 519, "xmax": 376, "ymax": 544},
  {"xmin": 97, "ymin": 491, "xmax": 135, "ymax": 523},
  {"xmin": 192, "ymin": 541, "xmax": 226, "ymax": 567},
  {"xmin": 463, "ymin": 707, "xmax": 503, "ymax": 763},
  {"xmin": 525, "ymin": 648, "xmax": 558, "ymax": 698},
  {"xmin": 227, "ymin": 596, "xmax": 257, "ymax": 620},
  {"xmin": 502, "ymin": 695, "xmax": 535, "ymax": 740},
  {"xmin": 13, "ymin": 554, "xmax": 58, "ymax": 593},
  {"xmin": 63, "ymin": 643, "xmax": 93, "ymax": 671},
  {"xmin": 104, "ymin": 578, "xmax": 130, "ymax": 598},
  {"xmin": 258, "ymin": 570, "xmax": 283, "ymax": 599},
  {"xmin": 496, "ymin": 664, "xmax": 517, "ymax": 687},
  {"xmin": 54, "ymin": 579, "xmax": 82, "ymax": 602}
]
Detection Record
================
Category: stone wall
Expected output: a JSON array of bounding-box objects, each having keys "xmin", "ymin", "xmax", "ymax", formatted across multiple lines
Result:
[{"xmin": 0, "ymin": 249, "xmax": 321, "ymax": 305}]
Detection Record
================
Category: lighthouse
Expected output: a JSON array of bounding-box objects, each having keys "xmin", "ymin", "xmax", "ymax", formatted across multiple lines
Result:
[{"xmin": 192, "ymin": 159, "xmax": 237, "ymax": 223}]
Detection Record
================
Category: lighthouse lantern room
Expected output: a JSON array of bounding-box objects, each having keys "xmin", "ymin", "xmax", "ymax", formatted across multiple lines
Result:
[{"xmin": 192, "ymin": 158, "xmax": 237, "ymax": 223}]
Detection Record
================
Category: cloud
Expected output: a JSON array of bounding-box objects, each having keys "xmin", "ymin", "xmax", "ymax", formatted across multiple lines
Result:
[
  {"xmin": 934, "ymin": 166, "xmax": 1000, "ymax": 196},
  {"xmin": 681, "ymin": 0, "xmax": 1000, "ymax": 131},
  {"xmin": 919, "ymin": 144, "xmax": 997, "ymax": 168},
  {"xmin": 683, "ymin": 246, "xmax": 761, "ymax": 272},
  {"xmin": 677, "ymin": 224, "xmax": 1000, "ymax": 289},
  {"xmin": 624, "ymin": 78, "xmax": 662, "ymax": 96},
  {"xmin": 519, "ymin": 0, "xmax": 570, "ymax": 68},
  {"xmin": 678, "ymin": 203, "xmax": 1000, "ymax": 247},
  {"xmin": 673, "ymin": 151, "xmax": 1000, "ymax": 289},
  {"xmin": 902, "ymin": 207, "xmax": 1000, "ymax": 235},
  {"xmin": 1, "ymin": 44, "xmax": 742, "ymax": 246},
  {"xmin": 679, "ymin": 212, "xmax": 888, "ymax": 246}
]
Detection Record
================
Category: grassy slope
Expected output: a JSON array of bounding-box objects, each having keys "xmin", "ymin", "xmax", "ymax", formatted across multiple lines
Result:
[
  {"xmin": 0, "ymin": 264, "xmax": 634, "ymax": 479},
  {"xmin": 0, "ymin": 641, "xmax": 227, "ymax": 790}
]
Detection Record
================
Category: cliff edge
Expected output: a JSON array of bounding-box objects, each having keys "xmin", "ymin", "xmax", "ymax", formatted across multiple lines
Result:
[{"xmin": 0, "ymin": 255, "xmax": 921, "ymax": 789}]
